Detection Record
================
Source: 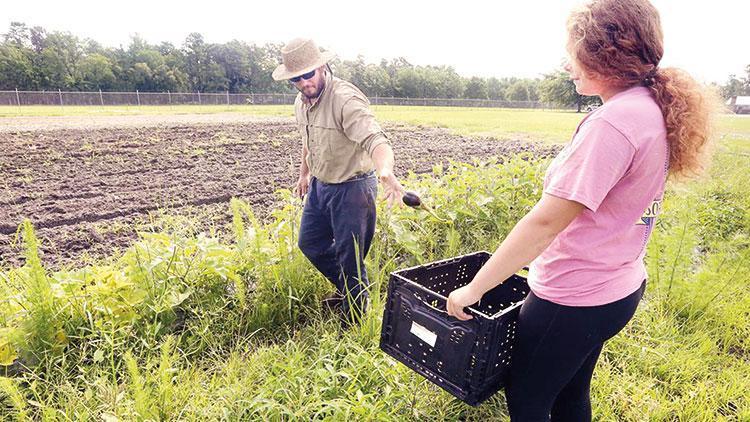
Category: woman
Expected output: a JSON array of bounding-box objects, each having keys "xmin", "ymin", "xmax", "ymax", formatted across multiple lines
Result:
[{"xmin": 446, "ymin": 0, "xmax": 716, "ymax": 420}]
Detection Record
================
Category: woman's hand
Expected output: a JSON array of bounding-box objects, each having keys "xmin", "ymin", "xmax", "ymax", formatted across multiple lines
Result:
[{"xmin": 446, "ymin": 284, "xmax": 483, "ymax": 321}]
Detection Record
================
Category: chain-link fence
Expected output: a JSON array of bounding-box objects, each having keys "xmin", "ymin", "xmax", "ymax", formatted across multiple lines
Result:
[
  {"xmin": 369, "ymin": 96, "xmax": 547, "ymax": 108},
  {"xmin": 0, "ymin": 90, "xmax": 560, "ymax": 109},
  {"xmin": 0, "ymin": 90, "xmax": 297, "ymax": 106}
]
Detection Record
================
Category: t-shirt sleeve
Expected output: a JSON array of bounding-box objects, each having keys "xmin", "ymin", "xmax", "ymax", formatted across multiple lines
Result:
[{"xmin": 545, "ymin": 118, "xmax": 635, "ymax": 212}]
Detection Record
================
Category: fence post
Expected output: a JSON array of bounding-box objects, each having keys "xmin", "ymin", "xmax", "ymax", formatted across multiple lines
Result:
[
  {"xmin": 99, "ymin": 89, "xmax": 104, "ymax": 106},
  {"xmin": 197, "ymin": 91, "xmax": 201, "ymax": 105},
  {"xmin": 168, "ymin": 90, "xmax": 171, "ymax": 104},
  {"xmin": 15, "ymin": 88, "xmax": 20, "ymax": 106},
  {"xmin": 58, "ymin": 89, "xmax": 63, "ymax": 108},
  {"xmin": 226, "ymin": 90, "xmax": 230, "ymax": 105},
  {"xmin": 136, "ymin": 90, "xmax": 141, "ymax": 106}
]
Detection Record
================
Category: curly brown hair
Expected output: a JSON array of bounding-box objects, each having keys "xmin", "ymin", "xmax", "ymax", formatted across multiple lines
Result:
[{"xmin": 566, "ymin": 0, "xmax": 719, "ymax": 178}]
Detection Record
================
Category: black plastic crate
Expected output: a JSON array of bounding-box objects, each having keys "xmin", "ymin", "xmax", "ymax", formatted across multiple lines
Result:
[{"xmin": 379, "ymin": 251, "xmax": 529, "ymax": 406}]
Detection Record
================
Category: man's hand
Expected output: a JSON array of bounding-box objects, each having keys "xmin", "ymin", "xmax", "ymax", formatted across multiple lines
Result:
[
  {"xmin": 378, "ymin": 168, "xmax": 405, "ymax": 208},
  {"xmin": 294, "ymin": 174, "xmax": 310, "ymax": 199},
  {"xmin": 446, "ymin": 284, "xmax": 483, "ymax": 321}
]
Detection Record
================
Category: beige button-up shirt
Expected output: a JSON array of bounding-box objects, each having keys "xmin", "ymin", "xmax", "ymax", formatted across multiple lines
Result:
[{"xmin": 295, "ymin": 72, "xmax": 390, "ymax": 184}]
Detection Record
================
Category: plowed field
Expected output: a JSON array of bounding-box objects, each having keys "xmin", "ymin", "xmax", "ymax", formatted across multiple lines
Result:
[{"xmin": 1, "ymin": 115, "xmax": 560, "ymax": 268}]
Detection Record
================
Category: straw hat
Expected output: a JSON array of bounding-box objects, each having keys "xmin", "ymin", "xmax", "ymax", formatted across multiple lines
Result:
[{"xmin": 272, "ymin": 38, "xmax": 336, "ymax": 81}]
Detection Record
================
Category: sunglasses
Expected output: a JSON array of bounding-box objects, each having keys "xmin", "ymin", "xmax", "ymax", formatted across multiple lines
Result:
[{"xmin": 289, "ymin": 69, "xmax": 316, "ymax": 83}]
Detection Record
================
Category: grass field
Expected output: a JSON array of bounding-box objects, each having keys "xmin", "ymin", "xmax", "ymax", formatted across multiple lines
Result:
[
  {"xmin": 376, "ymin": 106, "xmax": 583, "ymax": 142},
  {"xmin": 1, "ymin": 106, "xmax": 749, "ymax": 420},
  {"xmin": 3, "ymin": 103, "xmax": 746, "ymax": 144}
]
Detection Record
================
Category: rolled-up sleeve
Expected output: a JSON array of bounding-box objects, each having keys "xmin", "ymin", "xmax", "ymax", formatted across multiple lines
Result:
[{"xmin": 341, "ymin": 96, "xmax": 390, "ymax": 155}]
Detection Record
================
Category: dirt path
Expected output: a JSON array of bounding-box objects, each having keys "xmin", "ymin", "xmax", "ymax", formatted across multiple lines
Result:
[{"xmin": 0, "ymin": 112, "xmax": 291, "ymax": 132}]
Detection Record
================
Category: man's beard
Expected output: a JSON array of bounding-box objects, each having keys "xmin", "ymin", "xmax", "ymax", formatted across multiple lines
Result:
[{"xmin": 301, "ymin": 78, "xmax": 325, "ymax": 100}]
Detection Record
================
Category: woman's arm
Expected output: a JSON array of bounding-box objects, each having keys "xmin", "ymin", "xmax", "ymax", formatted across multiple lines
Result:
[{"xmin": 446, "ymin": 193, "xmax": 585, "ymax": 320}]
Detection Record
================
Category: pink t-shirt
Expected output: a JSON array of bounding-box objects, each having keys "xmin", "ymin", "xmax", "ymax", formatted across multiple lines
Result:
[{"xmin": 528, "ymin": 86, "xmax": 668, "ymax": 306}]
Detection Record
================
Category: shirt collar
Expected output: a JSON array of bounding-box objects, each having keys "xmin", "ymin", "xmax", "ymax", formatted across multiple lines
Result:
[{"xmin": 607, "ymin": 85, "xmax": 651, "ymax": 103}]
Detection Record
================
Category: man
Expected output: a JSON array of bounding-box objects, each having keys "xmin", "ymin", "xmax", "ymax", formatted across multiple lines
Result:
[{"xmin": 272, "ymin": 38, "xmax": 405, "ymax": 327}]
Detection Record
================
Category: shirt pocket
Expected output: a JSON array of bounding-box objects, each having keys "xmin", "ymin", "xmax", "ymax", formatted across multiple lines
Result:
[{"xmin": 312, "ymin": 123, "xmax": 357, "ymax": 160}]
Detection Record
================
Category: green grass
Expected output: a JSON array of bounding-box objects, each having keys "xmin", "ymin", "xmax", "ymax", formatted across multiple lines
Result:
[
  {"xmin": 1, "ymin": 106, "xmax": 749, "ymax": 420},
  {"xmin": 716, "ymin": 113, "xmax": 750, "ymax": 135},
  {"xmin": 4, "ymin": 103, "xmax": 746, "ymax": 145},
  {"xmin": 374, "ymin": 106, "xmax": 583, "ymax": 142}
]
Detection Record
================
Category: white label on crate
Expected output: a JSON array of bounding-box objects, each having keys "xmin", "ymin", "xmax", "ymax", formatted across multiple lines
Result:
[{"xmin": 410, "ymin": 322, "xmax": 437, "ymax": 347}]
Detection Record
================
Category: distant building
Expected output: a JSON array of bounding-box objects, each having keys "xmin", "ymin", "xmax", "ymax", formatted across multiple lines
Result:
[{"xmin": 728, "ymin": 96, "xmax": 750, "ymax": 114}]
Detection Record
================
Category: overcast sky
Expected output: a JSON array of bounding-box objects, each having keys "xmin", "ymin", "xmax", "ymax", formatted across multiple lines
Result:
[{"xmin": 3, "ymin": 0, "xmax": 748, "ymax": 84}]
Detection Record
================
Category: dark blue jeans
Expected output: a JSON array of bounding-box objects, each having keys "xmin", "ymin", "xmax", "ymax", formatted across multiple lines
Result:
[
  {"xmin": 505, "ymin": 281, "xmax": 646, "ymax": 421},
  {"xmin": 298, "ymin": 172, "xmax": 377, "ymax": 321}
]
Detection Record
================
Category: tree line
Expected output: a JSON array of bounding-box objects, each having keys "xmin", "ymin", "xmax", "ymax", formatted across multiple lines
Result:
[
  {"xmin": 1, "ymin": 22, "xmax": 747, "ymax": 108},
  {"xmin": 0, "ymin": 22, "xmax": 574, "ymax": 106}
]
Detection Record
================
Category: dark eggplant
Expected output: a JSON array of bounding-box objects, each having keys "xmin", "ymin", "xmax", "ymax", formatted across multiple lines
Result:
[
  {"xmin": 401, "ymin": 190, "xmax": 448, "ymax": 222},
  {"xmin": 402, "ymin": 191, "xmax": 422, "ymax": 208}
]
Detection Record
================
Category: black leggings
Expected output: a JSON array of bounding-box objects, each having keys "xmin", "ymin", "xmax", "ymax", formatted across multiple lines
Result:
[{"xmin": 505, "ymin": 281, "xmax": 646, "ymax": 421}]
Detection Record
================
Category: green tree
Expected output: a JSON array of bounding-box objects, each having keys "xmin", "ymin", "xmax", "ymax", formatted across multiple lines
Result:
[
  {"xmin": 720, "ymin": 75, "xmax": 745, "ymax": 100},
  {"xmin": 393, "ymin": 67, "xmax": 422, "ymax": 97},
  {"xmin": 152, "ymin": 65, "xmax": 188, "ymax": 92},
  {"xmin": 539, "ymin": 71, "xmax": 576, "ymax": 106},
  {"xmin": 358, "ymin": 64, "xmax": 390, "ymax": 97},
  {"xmin": 214, "ymin": 40, "xmax": 252, "ymax": 92},
  {"xmin": 720, "ymin": 67, "xmax": 750, "ymax": 100},
  {"xmin": 77, "ymin": 53, "xmax": 116, "ymax": 90},
  {"xmin": 129, "ymin": 49, "xmax": 163, "ymax": 91},
  {"xmin": 35, "ymin": 31, "xmax": 82, "ymax": 89},
  {"xmin": 335, "ymin": 56, "xmax": 389, "ymax": 96},
  {"xmin": 331, "ymin": 57, "xmax": 352, "ymax": 81},
  {"xmin": 506, "ymin": 80, "xmax": 529, "ymax": 101},
  {"xmin": 3, "ymin": 22, "xmax": 31, "ymax": 47},
  {"xmin": 418, "ymin": 67, "xmax": 441, "ymax": 98},
  {"xmin": 538, "ymin": 70, "xmax": 600, "ymax": 112},
  {"xmin": 526, "ymin": 79, "xmax": 540, "ymax": 101},
  {"xmin": 381, "ymin": 57, "xmax": 411, "ymax": 83},
  {"xmin": 388, "ymin": 65, "xmax": 464, "ymax": 99},
  {"xmin": 250, "ymin": 43, "xmax": 291, "ymax": 94},
  {"xmin": 129, "ymin": 62, "xmax": 154, "ymax": 91},
  {"xmin": 0, "ymin": 45, "xmax": 35, "ymax": 89},
  {"xmin": 100, "ymin": 36, "xmax": 183, "ymax": 92},
  {"xmin": 427, "ymin": 66, "xmax": 463, "ymax": 98},
  {"xmin": 464, "ymin": 76, "xmax": 488, "ymax": 99},
  {"xmin": 182, "ymin": 33, "xmax": 228, "ymax": 92},
  {"xmin": 28, "ymin": 27, "xmax": 45, "ymax": 51},
  {"xmin": 347, "ymin": 55, "xmax": 367, "ymax": 91},
  {"xmin": 157, "ymin": 42, "xmax": 188, "ymax": 91},
  {"xmin": 487, "ymin": 77, "xmax": 505, "ymax": 100}
]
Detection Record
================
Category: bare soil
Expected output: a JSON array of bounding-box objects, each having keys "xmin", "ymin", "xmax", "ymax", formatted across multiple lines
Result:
[{"xmin": 0, "ymin": 114, "xmax": 560, "ymax": 268}]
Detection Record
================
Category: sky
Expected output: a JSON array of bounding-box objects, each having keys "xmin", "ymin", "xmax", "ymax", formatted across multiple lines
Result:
[{"xmin": 2, "ymin": 0, "xmax": 748, "ymax": 84}]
